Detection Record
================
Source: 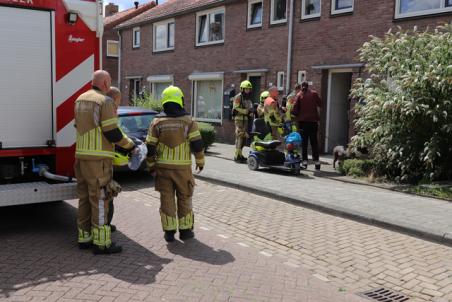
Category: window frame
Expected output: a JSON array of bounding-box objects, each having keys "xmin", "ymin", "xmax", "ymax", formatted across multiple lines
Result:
[
  {"xmin": 189, "ymin": 73, "xmax": 224, "ymax": 123},
  {"xmin": 147, "ymin": 75, "xmax": 174, "ymax": 100},
  {"xmin": 195, "ymin": 7, "xmax": 226, "ymax": 47},
  {"xmin": 106, "ymin": 40, "xmax": 119, "ymax": 57},
  {"xmin": 153, "ymin": 19, "xmax": 175, "ymax": 52},
  {"xmin": 301, "ymin": 0, "xmax": 321, "ymax": 19},
  {"xmin": 297, "ymin": 70, "xmax": 307, "ymax": 84},
  {"xmin": 277, "ymin": 71, "xmax": 285, "ymax": 91},
  {"xmin": 132, "ymin": 27, "xmax": 141, "ymax": 48},
  {"xmin": 395, "ymin": 0, "xmax": 452, "ymax": 18},
  {"xmin": 270, "ymin": 0, "xmax": 288, "ymax": 24},
  {"xmin": 331, "ymin": 0, "xmax": 354, "ymax": 15},
  {"xmin": 247, "ymin": 0, "xmax": 263, "ymax": 28}
]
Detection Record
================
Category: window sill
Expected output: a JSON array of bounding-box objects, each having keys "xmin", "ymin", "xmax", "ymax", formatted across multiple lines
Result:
[
  {"xmin": 153, "ymin": 48, "xmax": 175, "ymax": 54},
  {"xmin": 329, "ymin": 11, "xmax": 353, "ymax": 18},
  {"xmin": 106, "ymin": 55, "xmax": 119, "ymax": 58},
  {"xmin": 132, "ymin": 46, "xmax": 140, "ymax": 49},
  {"xmin": 246, "ymin": 25, "xmax": 263, "ymax": 31},
  {"xmin": 394, "ymin": 10, "xmax": 452, "ymax": 21},
  {"xmin": 270, "ymin": 19, "xmax": 287, "ymax": 26},
  {"xmin": 300, "ymin": 16, "xmax": 321, "ymax": 22},
  {"xmin": 195, "ymin": 41, "xmax": 224, "ymax": 48},
  {"xmin": 269, "ymin": 21, "xmax": 287, "ymax": 28},
  {"xmin": 194, "ymin": 118, "xmax": 222, "ymax": 124}
]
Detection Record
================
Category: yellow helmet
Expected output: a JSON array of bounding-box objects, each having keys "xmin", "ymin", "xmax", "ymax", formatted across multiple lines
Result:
[
  {"xmin": 161, "ymin": 85, "xmax": 184, "ymax": 107},
  {"xmin": 260, "ymin": 91, "xmax": 269, "ymax": 103},
  {"xmin": 240, "ymin": 80, "xmax": 252, "ymax": 90},
  {"xmin": 113, "ymin": 152, "xmax": 129, "ymax": 166}
]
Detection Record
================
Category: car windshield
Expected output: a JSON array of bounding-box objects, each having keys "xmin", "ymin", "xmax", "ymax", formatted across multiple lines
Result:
[{"xmin": 118, "ymin": 114, "xmax": 155, "ymax": 135}]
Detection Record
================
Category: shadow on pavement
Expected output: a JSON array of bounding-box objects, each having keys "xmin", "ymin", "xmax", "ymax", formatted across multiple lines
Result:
[
  {"xmin": 113, "ymin": 170, "xmax": 155, "ymax": 192},
  {"xmin": 166, "ymin": 238, "xmax": 235, "ymax": 265},
  {"xmin": 0, "ymin": 201, "xmax": 171, "ymax": 298}
]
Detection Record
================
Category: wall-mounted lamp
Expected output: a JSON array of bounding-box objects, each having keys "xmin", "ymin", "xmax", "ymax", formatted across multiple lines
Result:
[{"xmin": 67, "ymin": 12, "xmax": 78, "ymax": 24}]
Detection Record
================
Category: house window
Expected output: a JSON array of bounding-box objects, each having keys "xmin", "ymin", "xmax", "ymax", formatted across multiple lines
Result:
[
  {"xmin": 189, "ymin": 73, "xmax": 224, "ymax": 122},
  {"xmin": 277, "ymin": 71, "xmax": 285, "ymax": 91},
  {"xmin": 130, "ymin": 78, "xmax": 141, "ymax": 100},
  {"xmin": 396, "ymin": 0, "xmax": 452, "ymax": 18},
  {"xmin": 147, "ymin": 75, "xmax": 174, "ymax": 100},
  {"xmin": 132, "ymin": 27, "xmax": 140, "ymax": 48},
  {"xmin": 153, "ymin": 19, "xmax": 175, "ymax": 52},
  {"xmin": 248, "ymin": 0, "xmax": 263, "ymax": 28},
  {"xmin": 297, "ymin": 70, "xmax": 307, "ymax": 84},
  {"xmin": 270, "ymin": 0, "xmax": 287, "ymax": 24},
  {"xmin": 331, "ymin": 0, "xmax": 354, "ymax": 14},
  {"xmin": 196, "ymin": 7, "xmax": 225, "ymax": 46},
  {"xmin": 301, "ymin": 0, "xmax": 321, "ymax": 19},
  {"xmin": 106, "ymin": 40, "xmax": 119, "ymax": 57}
]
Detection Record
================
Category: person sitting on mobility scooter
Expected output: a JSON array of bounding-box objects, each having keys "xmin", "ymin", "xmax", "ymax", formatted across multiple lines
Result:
[{"xmin": 247, "ymin": 118, "xmax": 302, "ymax": 175}]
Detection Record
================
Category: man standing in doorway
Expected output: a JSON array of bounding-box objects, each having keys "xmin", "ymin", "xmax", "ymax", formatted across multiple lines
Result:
[{"xmin": 293, "ymin": 81, "xmax": 322, "ymax": 170}]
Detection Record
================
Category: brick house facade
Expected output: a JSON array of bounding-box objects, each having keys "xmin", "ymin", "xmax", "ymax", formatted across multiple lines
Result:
[
  {"xmin": 116, "ymin": 0, "xmax": 451, "ymax": 149},
  {"xmin": 102, "ymin": 2, "xmax": 155, "ymax": 88}
]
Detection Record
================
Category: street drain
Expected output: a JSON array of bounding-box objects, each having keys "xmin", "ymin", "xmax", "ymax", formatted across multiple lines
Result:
[{"xmin": 358, "ymin": 287, "xmax": 410, "ymax": 302}]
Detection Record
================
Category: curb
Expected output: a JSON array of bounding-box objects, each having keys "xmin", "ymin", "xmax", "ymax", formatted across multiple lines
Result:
[
  {"xmin": 195, "ymin": 173, "xmax": 452, "ymax": 247},
  {"xmin": 208, "ymin": 154, "xmax": 452, "ymax": 203}
]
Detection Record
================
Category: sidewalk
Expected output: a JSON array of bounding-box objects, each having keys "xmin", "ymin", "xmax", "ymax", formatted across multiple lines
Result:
[{"xmin": 197, "ymin": 143, "xmax": 452, "ymax": 245}]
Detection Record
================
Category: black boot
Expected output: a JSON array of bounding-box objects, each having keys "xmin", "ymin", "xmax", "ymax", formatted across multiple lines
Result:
[
  {"xmin": 109, "ymin": 224, "xmax": 117, "ymax": 233},
  {"xmin": 164, "ymin": 230, "xmax": 176, "ymax": 242},
  {"xmin": 179, "ymin": 229, "xmax": 195, "ymax": 241},
  {"xmin": 315, "ymin": 161, "xmax": 321, "ymax": 170},
  {"xmin": 92, "ymin": 243, "xmax": 122, "ymax": 255}
]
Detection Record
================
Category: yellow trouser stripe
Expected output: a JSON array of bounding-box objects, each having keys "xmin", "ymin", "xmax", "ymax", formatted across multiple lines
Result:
[
  {"xmin": 178, "ymin": 212, "xmax": 194, "ymax": 230},
  {"xmin": 160, "ymin": 212, "xmax": 178, "ymax": 231}
]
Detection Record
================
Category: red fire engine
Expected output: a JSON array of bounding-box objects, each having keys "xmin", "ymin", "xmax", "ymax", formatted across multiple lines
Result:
[{"xmin": 0, "ymin": 0, "xmax": 103, "ymax": 206}]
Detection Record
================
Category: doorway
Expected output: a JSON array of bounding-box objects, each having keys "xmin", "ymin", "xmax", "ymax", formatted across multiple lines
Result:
[
  {"xmin": 248, "ymin": 75, "xmax": 262, "ymax": 104},
  {"xmin": 325, "ymin": 70, "xmax": 352, "ymax": 153}
]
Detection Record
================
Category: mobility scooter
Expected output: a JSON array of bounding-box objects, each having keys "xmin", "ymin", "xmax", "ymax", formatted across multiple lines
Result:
[{"xmin": 247, "ymin": 118, "xmax": 302, "ymax": 175}]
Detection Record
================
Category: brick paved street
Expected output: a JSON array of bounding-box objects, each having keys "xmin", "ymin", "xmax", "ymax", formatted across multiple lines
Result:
[{"xmin": 0, "ymin": 172, "xmax": 451, "ymax": 302}]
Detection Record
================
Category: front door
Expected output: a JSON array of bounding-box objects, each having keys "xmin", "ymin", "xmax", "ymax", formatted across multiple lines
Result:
[
  {"xmin": 325, "ymin": 71, "xmax": 352, "ymax": 153},
  {"xmin": 248, "ymin": 75, "xmax": 261, "ymax": 104}
]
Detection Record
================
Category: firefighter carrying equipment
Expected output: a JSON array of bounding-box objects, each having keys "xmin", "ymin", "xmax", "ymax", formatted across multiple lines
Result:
[{"xmin": 74, "ymin": 87, "xmax": 135, "ymax": 253}]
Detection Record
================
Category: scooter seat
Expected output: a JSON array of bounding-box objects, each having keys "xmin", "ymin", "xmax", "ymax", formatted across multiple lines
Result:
[{"xmin": 255, "ymin": 140, "xmax": 281, "ymax": 149}]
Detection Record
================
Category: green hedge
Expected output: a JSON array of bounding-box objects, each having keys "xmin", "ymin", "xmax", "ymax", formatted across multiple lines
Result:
[
  {"xmin": 338, "ymin": 159, "xmax": 375, "ymax": 178},
  {"xmin": 197, "ymin": 122, "xmax": 216, "ymax": 151}
]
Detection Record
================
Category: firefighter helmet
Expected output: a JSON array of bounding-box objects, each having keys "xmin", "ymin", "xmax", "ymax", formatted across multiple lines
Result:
[
  {"xmin": 161, "ymin": 85, "xmax": 184, "ymax": 107},
  {"xmin": 113, "ymin": 152, "xmax": 129, "ymax": 166},
  {"xmin": 260, "ymin": 91, "xmax": 269, "ymax": 103},
  {"xmin": 240, "ymin": 80, "xmax": 252, "ymax": 90}
]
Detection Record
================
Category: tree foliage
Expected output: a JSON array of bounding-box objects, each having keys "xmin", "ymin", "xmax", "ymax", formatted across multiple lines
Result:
[{"xmin": 350, "ymin": 24, "xmax": 452, "ymax": 183}]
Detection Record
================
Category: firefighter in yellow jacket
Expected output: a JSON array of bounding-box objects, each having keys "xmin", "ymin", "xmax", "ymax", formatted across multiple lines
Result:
[
  {"xmin": 75, "ymin": 70, "xmax": 135, "ymax": 254},
  {"xmin": 146, "ymin": 85, "xmax": 205, "ymax": 242},
  {"xmin": 232, "ymin": 80, "xmax": 254, "ymax": 162}
]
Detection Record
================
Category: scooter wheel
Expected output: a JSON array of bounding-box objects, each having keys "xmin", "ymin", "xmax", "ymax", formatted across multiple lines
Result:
[{"xmin": 247, "ymin": 156, "xmax": 259, "ymax": 171}]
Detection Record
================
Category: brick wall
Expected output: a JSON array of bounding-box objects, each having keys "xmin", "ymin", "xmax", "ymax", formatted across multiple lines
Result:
[
  {"xmin": 103, "ymin": 29, "xmax": 119, "ymax": 87},
  {"xmin": 119, "ymin": 0, "xmax": 451, "ymax": 145}
]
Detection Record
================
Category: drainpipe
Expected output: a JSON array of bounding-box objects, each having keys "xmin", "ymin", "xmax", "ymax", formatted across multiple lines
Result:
[
  {"xmin": 117, "ymin": 29, "xmax": 122, "ymax": 92},
  {"xmin": 285, "ymin": 0, "xmax": 294, "ymax": 94}
]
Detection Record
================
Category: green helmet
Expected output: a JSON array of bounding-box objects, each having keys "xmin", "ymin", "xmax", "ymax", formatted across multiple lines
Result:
[
  {"xmin": 260, "ymin": 91, "xmax": 269, "ymax": 103},
  {"xmin": 161, "ymin": 85, "xmax": 184, "ymax": 107},
  {"xmin": 113, "ymin": 152, "xmax": 129, "ymax": 166},
  {"xmin": 240, "ymin": 80, "xmax": 252, "ymax": 90}
]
